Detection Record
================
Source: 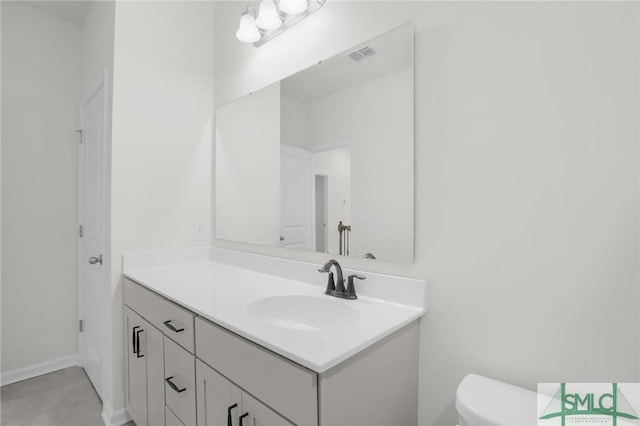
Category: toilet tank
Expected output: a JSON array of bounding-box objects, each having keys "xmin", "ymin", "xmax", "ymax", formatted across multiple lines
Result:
[{"xmin": 456, "ymin": 374, "xmax": 538, "ymax": 426}]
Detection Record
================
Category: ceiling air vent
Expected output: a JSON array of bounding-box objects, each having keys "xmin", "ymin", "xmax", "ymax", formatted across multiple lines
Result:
[{"xmin": 348, "ymin": 46, "xmax": 377, "ymax": 62}]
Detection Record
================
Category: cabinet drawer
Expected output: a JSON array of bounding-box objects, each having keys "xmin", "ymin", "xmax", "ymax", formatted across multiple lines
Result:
[
  {"xmin": 195, "ymin": 318, "xmax": 318, "ymax": 426},
  {"xmin": 165, "ymin": 407, "xmax": 185, "ymax": 426},
  {"xmin": 164, "ymin": 337, "xmax": 196, "ymax": 426},
  {"xmin": 124, "ymin": 278, "xmax": 195, "ymax": 353}
]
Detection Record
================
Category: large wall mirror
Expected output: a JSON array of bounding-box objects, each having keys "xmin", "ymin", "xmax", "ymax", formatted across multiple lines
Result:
[{"xmin": 215, "ymin": 23, "xmax": 414, "ymax": 263}]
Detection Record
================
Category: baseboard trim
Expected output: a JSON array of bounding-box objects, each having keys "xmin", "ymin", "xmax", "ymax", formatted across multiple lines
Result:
[
  {"xmin": 0, "ymin": 354, "xmax": 78, "ymax": 386},
  {"xmin": 102, "ymin": 402, "xmax": 131, "ymax": 426}
]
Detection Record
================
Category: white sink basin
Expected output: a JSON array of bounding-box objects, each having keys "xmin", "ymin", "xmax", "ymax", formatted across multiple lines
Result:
[{"xmin": 247, "ymin": 295, "xmax": 359, "ymax": 331}]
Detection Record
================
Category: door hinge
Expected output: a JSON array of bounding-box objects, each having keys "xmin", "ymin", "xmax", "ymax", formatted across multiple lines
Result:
[
  {"xmin": 79, "ymin": 319, "xmax": 84, "ymax": 332},
  {"xmin": 75, "ymin": 129, "xmax": 84, "ymax": 144},
  {"xmin": 79, "ymin": 225, "xmax": 83, "ymax": 238}
]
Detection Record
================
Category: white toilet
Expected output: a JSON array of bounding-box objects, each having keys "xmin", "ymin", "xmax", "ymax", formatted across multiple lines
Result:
[{"xmin": 456, "ymin": 374, "xmax": 538, "ymax": 425}]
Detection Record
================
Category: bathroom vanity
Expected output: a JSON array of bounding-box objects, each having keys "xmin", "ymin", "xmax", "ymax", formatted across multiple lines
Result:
[{"xmin": 123, "ymin": 248, "xmax": 426, "ymax": 426}]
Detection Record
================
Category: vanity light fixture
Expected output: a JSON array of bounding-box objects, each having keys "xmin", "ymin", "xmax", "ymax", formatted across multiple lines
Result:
[
  {"xmin": 279, "ymin": 0, "xmax": 308, "ymax": 15},
  {"xmin": 255, "ymin": 0, "xmax": 282, "ymax": 30},
  {"xmin": 236, "ymin": 0, "xmax": 326, "ymax": 47},
  {"xmin": 236, "ymin": 8, "xmax": 262, "ymax": 43}
]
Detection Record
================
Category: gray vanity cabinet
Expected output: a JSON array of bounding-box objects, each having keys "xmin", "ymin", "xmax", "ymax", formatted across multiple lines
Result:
[
  {"xmin": 166, "ymin": 407, "xmax": 186, "ymax": 426},
  {"xmin": 124, "ymin": 278, "xmax": 197, "ymax": 426},
  {"xmin": 196, "ymin": 359, "xmax": 293, "ymax": 426},
  {"xmin": 124, "ymin": 306, "xmax": 165, "ymax": 426},
  {"xmin": 124, "ymin": 277, "xmax": 419, "ymax": 426},
  {"xmin": 195, "ymin": 359, "xmax": 241, "ymax": 426},
  {"xmin": 194, "ymin": 315, "xmax": 419, "ymax": 426},
  {"xmin": 164, "ymin": 336, "xmax": 196, "ymax": 425},
  {"xmin": 242, "ymin": 392, "xmax": 294, "ymax": 426},
  {"xmin": 195, "ymin": 318, "xmax": 318, "ymax": 426}
]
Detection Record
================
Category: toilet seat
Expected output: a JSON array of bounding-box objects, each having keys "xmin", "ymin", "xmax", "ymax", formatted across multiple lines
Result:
[{"xmin": 456, "ymin": 374, "xmax": 538, "ymax": 425}]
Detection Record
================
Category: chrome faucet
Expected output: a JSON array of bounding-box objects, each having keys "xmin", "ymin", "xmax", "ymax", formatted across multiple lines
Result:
[{"xmin": 318, "ymin": 259, "xmax": 365, "ymax": 300}]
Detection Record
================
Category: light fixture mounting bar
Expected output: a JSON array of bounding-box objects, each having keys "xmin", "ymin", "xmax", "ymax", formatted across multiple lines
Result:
[{"xmin": 254, "ymin": 0, "xmax": 326, "ymax": 47}]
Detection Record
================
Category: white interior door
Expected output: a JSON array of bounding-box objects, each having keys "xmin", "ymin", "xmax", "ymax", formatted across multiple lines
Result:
[
  {"xmin": 280, "ymin": 145, "xmax": 312, "ymax": 251},
  {"xmin": 78, "ymin": 77, "xmax": 108, "ymax": 401}
]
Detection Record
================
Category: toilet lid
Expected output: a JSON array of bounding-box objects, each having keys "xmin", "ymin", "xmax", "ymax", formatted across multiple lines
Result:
[{"xmin": 456, "ymin": 374, "xmax": 538, "ymax": 426}]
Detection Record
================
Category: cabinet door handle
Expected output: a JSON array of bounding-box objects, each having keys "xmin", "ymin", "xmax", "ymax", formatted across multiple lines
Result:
[
  {"xmin": 163, "ymin": 320, "xmax": 185, "ymax": 333},
  {"xmin": 135, "ymin": 328, "xmax": 144, "ymax": 358},
  {"xmin": 239, "ymin": 412, "xmax": 249, "ymax": 426},
  {"xmin": 227, "ymin": 403, "xmax": 238, "ymax": 426},
  {"xmin": 132, "ymin": 326, "xmax": 140, "ymax": 354},
  {"xmin": 165, "ymin": 376, "xmax": 186, "ymax": 393}
]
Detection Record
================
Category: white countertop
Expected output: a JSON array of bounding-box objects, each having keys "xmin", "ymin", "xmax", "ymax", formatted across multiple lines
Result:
[{"xmin": 123, "ymin": 248, "xmax": 427, "ymax": 373}]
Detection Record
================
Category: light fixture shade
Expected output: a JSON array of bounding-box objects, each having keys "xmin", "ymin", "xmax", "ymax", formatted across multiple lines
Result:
[
  {"xmin": 256, "ymin": 0, "xmax": 282, "ymax": 30},
  {"xmin": 236, "ymin": 12, "xmax": 261, "ymax": 43},
  {"xmin": 279, "ymin": 0, "xmax": 308, "ymax": 15}
]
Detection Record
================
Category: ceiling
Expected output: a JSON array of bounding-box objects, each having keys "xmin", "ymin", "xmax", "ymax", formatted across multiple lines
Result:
[{"xmin": 20, "ymin": 0, "xmax": 93, "ymax": 25}]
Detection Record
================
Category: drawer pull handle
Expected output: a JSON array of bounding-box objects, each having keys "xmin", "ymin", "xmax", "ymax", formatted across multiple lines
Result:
[
  {"xmin": 239, "ymin": 412, "xmax": 249, "ymax": 426},
  {"xmin": 163, "ymin": 320, "xmax": 185, "ymax": 333},
  {"xmin": 165, "ymin": 376, "xmax": 186, "ymax": 393},
  {"xmin": 132, "ymin": 326, "xmax": 140, "ymax": 354},
  {"xmin": 135, "ymin": 328, "xmax": 144, "ymax": 358},
  {"xmin": 227, "ymin": 403, "xmax": 238, "ymax": 426}
]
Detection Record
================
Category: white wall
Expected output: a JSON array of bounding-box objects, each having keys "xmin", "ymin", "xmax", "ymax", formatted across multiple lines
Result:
[
  {"xmin": 216, "ymin": 82, "xmax": 281, "ymax": 246},
  {"xmin": 109, "ymin": 0, "xmax": 215, "ymax": 413},
  {"xmin": 281, "ymin": 95, "xmax": 307, "ymax": 149},
  {"xmin": 82, "ymin": 1, "xmax": 115, "ymax": 96},
  {"xmin": 1, "ymin": 2, "xmax": 81, "ymax": 374},
  {"xmin": 214, "ymin": 2, "xmax": 639, "ymax": 424}
]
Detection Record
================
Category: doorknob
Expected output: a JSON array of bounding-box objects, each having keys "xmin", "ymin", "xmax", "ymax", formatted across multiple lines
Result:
[{"xmin": 88, "ymin": 255, "xmax": 103, "ymax": 265}]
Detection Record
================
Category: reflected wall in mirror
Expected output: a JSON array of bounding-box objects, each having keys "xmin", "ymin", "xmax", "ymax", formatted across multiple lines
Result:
[{"xmin": 215, "ymin": 23, "xmax": 414, "ymax": 263}]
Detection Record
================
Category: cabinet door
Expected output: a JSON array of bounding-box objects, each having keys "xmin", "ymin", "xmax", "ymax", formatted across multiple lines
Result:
[
  {"xmin": 196, "ymin": 359, "xmax": 242, "ymax": 426},
  {"xmin": 196, "ymin": 318, "xmax": 318, "ymax": 426},
  {"xmin": 242, "ymin": 393, "xmax": 294, "ymax": 426},
  {"xmin": 143, "ymin": 318, "xmax": 165, "ymax": 426},
  {"xmin": 125, "ymin": 307, "xmax": 147, "ymax": 426},
  {"xmin": 166, "ymin": 407, "xmax": 185, "ymax": 426}
]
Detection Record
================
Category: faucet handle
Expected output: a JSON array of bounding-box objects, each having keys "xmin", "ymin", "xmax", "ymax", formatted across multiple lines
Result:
[
  {"xmin": 346, "ymin": 274, "xmax": 366, "ymax": 299},
  {"xmin": 324, "ymin": 271, "xmax": 336, "ymax": 295},
  {"xmin": 319, "ymin": 266, "xmax": 337, "ymax": 295}
]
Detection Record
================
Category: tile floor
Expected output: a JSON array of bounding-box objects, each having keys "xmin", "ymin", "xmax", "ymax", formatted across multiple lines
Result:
[{"xmin": 1, "ymin": 367, "xmax": 134, "ymax": 426}]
